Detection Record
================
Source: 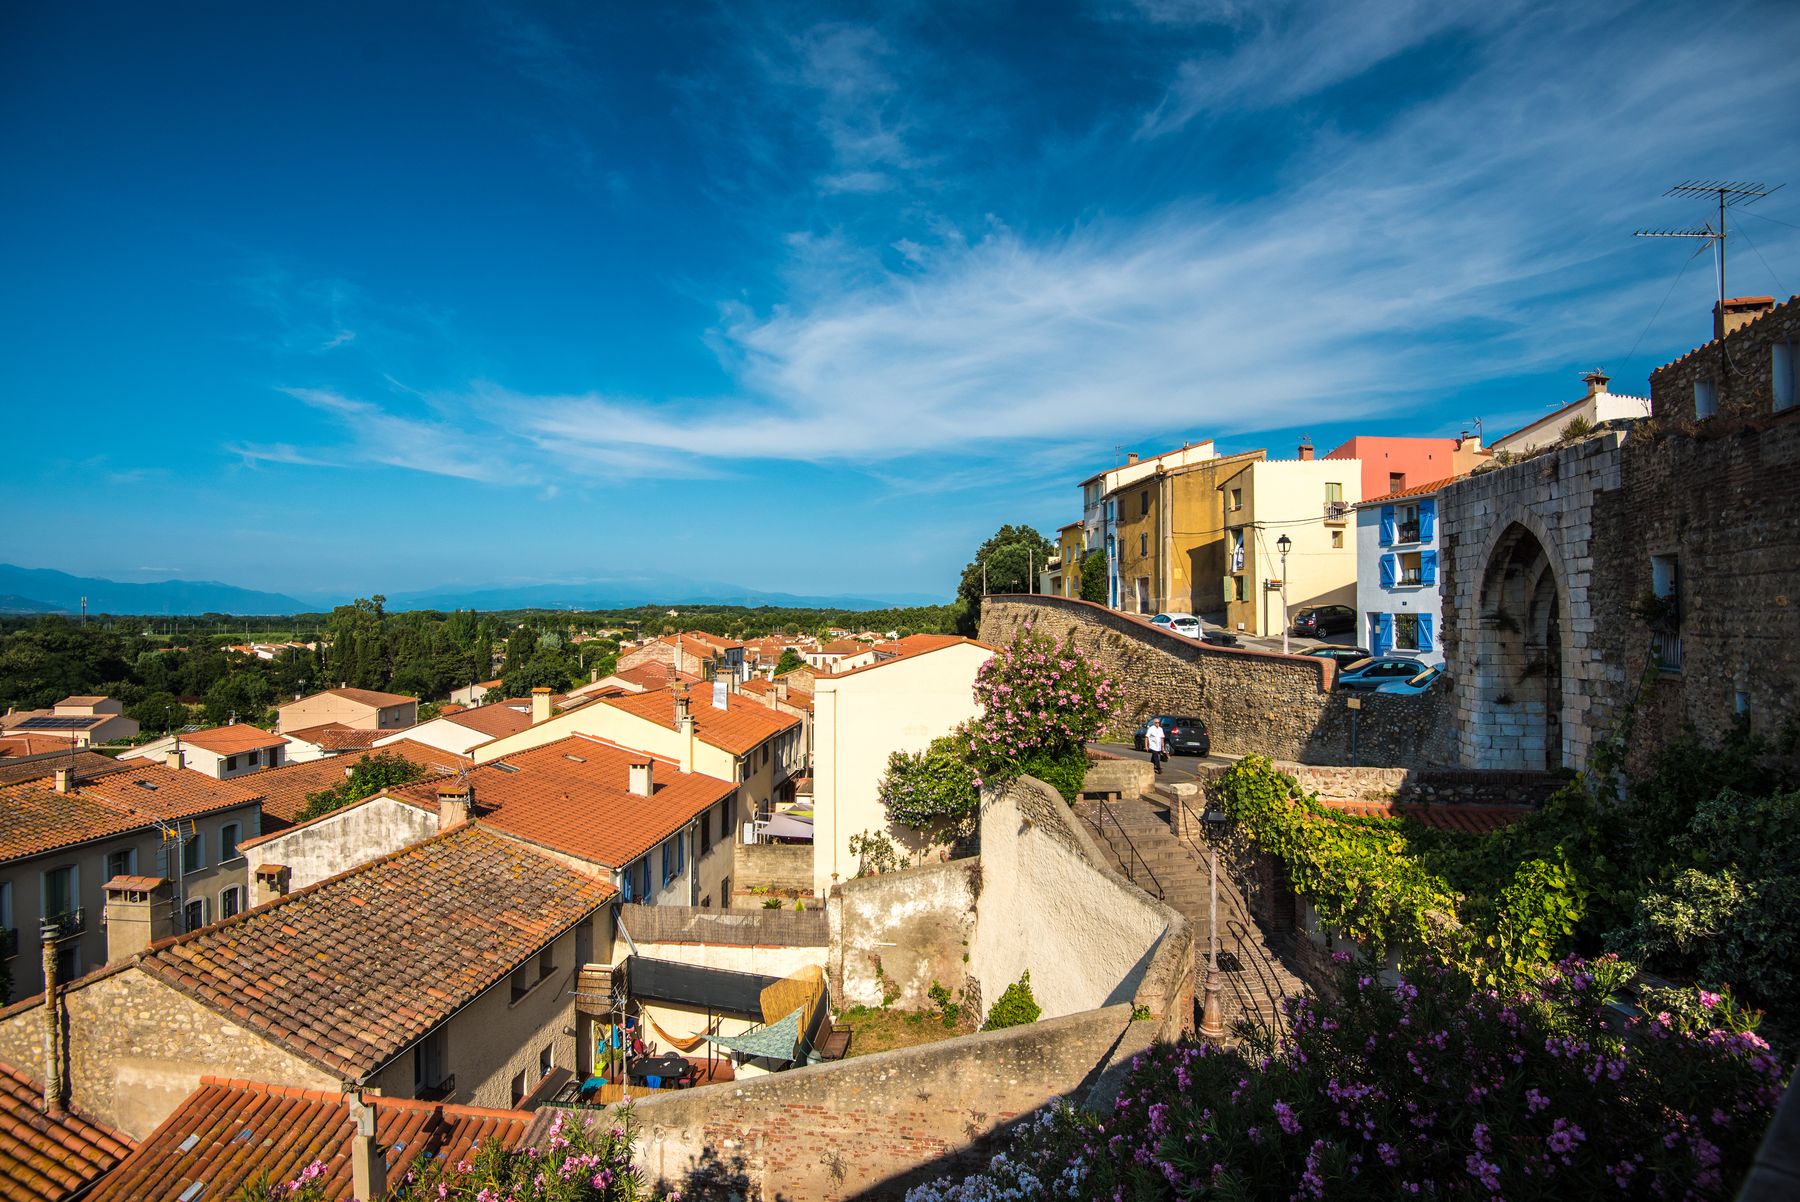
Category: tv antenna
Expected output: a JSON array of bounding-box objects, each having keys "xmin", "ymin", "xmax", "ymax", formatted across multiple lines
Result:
[{"xmin": 1636, "ymin": 180, "xmax": 1783, "ymax": 313}]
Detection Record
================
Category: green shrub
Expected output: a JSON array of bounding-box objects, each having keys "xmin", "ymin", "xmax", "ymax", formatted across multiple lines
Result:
[
  {"xmin": 983, "ymin": 971, "xmax": 1041, "ymax": 1030},
  {"xmin": 1016, "ymin": 745, "xmax": 1090, "ymax": 802},
  {"xmin": 878, "ymin": 732, "xmax": 980, "ymax": 830}
]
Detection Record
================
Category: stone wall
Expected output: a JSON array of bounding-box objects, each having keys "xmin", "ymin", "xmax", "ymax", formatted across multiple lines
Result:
[
  {"xmin": 243, "ymin": 795, "xmax": 437, "ymax": 888},
  {"xmin": 980, "ymin": 596, "xmax": 1452, "ymax": 767},
  {"xmin": 731, "ymin": 841, "xmax": 817, "ymax": 897},
  {"xmin": 1276, "ymin": 763, "xmax": 1565, "ymax": 805},
  {"xmin": 828, "ymin": 859, "xmax": 977, "ymax": 1010},
  {"xmin": 626, "ymin": 1003, "xmax": 1137, "ymax": 1201},
  {"xmin": 1436, "ymin": 433, "xmax": 1631, "ymax": 770},
  {"xmin": 972, "ymin": 774, "xmax": 1192, "ymax": 1036},
  {"xmin": 0, "ymin": 967, "xmax": 338, "ymax": 1139}
]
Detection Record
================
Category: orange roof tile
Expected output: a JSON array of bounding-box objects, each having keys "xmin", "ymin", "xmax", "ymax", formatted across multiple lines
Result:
[
  {"xmin": 129, "ymin": 825, "xmax": 613, "ymax": 1080},
  {"xmin": 299, "ymin": 687, "xmax": 415, "ymax": 708},
  {"xmin": 282, "ymin": 723, "xmax": 393, "ymax": 751},
  {"xmin": 251, "ymin": 743, "xmax": 469, "ymax": 827},
  {"xmin": 391, "ymin": 734, "xmax": 734, "ymax": 868},
  {"xmin": 438, "ymin": 698, "xmax": 543, "ymax": 739},
  {"xmin": 0, "ymin": 750, "xmax": 128, "ymax": 788},
  {"xmin": 819, "ymin": 635, "xmax": 993, "ymax": 681},
  {"xmin": 611, "ymin": 662, "xmax": 703, "ymax": 691},
  {"xmin": 1320, "ymin": 799, "xmax": 1530, "ymax": 835},
  {"xmin": 0, "ymin": 735, "xmax": 80, "ymax": 758},
  {"xmin": 87, "ymin": 1077, "xmax": 526, "ymax": 1202},
  {"xmin": 602, "ymin": 686, "xmax": 800, "ymax": 756},
  {"xmin": 1355, "ymin": 476, "xmax": 1460, "ymax": 507},
  {"xmin": 0, "ymin": 765, "xmax": 262, "ymax": 864},
  {"xmin": 0, "ymin": 1059, "xmax": 133, "ymax": 1202},
  {"xmin": 178, "ymin": 724, "xmax": 287, "ymax": 755}
]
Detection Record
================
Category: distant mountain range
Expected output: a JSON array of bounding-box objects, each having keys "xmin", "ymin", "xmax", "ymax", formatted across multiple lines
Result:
[{"xmin": 0, "ymin": 564, "xmax": 944, "ymax": 616}]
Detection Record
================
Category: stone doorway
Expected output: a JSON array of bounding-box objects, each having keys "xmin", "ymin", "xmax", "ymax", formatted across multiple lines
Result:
[{"xmin": 1472, "ymin": 523, "xmax": 1566, "ymax": 770}]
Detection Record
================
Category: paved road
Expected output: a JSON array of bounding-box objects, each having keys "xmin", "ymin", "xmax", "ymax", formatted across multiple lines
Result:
[{"xmin": 1093, "ymin": 741, "xmax": 1235, "ymax": 787}]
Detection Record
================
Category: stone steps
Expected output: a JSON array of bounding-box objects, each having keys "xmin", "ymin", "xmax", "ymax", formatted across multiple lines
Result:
[{"xmin": 1076, "ymin": 796, "xmax": 1310, "ymax": 1039}]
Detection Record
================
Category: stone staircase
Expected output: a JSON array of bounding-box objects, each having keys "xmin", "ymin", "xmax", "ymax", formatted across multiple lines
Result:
[{"xmin": 1076, "ymin": 794, "xmax": 1308, "ymax": 1040}]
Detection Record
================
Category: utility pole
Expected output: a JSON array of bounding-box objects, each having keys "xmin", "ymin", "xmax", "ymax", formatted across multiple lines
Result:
[{"xmin": 1636, "ymin": 180, "xmax": 1783, "ymax": 316}]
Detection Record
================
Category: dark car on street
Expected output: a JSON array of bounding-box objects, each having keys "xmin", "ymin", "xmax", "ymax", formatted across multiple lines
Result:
[
  {"xmin": 1336, "ymin": 656, "xmax": 1427, "ymax": 691},
  {"xmin": 1290, "ymin": 604, "xmax": 1356, "ymax": 637},
  {"xmin": 1300, "ymin": 645, "xmax": 1371, "ymax": 668},
  {"xmin": 1132, "ymin": 715, "xmax": 1211, "ymax": 757}
]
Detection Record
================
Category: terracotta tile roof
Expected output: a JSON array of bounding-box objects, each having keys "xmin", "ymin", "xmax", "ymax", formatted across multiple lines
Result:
[
  {"xmin": 1321, "ymin": 799, "xmax": 1531, "ymax": 835},
  {"xmin": 392, "ymin": 734, "xmax": 734, "ymax": 868},
  {"xmin": 0, "ymin": 735, "xmax": 81, "ymax": 758},
  {"xmin": 56, "ymin": 696, "xmax": 110, "ymax": 707},
  {"xmin": 0, "ymin": 765, "xmax": 261, "ymax": 864},
  {"xmin": 0, "ymin": 1059, "xmax": 133, "ymax": 1201},
  {"xmin": 87, "ymin": 1077, "xmax": 526, "ymax": 1202},
  {"xmin": 306, "ymin": 687, "xmax": 415, "ymax": 708},
  {"xmin": 739, "ymin": 679, "xmax": 814, "ymax": 712},
  {"xmin": 665, "ymin": 631, "xmax": 742, "ymax": 654},
  {"xmin": 0, "ymin": 750, "xmax": 128, "ymax": 788},
  {"xmin": 252, "ymin": 743, "xmax": 470, "ymax": 827},
  {"xmin": 612, "ymin": 662, "xmax": 703, "ymax": 691},
  {"xmin": 439, "ymin": 698, "xmax": 542, "ymax": 739},
  {"xmin": 602, "ymin": 686, "xmax": 800, "ymax": 756},
  {"xmin": 130, "ymin": 825, "xmax": 613, "ymax": 1081},
  {"xmin": 820, "ymin": 635, "xmax": 994, "ymax": 681},
  {"xmin": 283, "ymin": 723, "xmax": 392, "ymax": 751},
  {"xmin": 815, "ymin": 640, "xmax": 864, "ymax": 657},
  {"xmin": 178, "ymin": 724, "xmax": 287, "ymax": 755},
  {"xmin": 1356, "ymin": 476, "xmax": 1459, "ymax": 507},
  {"xmin": 104, "ymin": 874, "xmax": 169, "ymax": 892}
]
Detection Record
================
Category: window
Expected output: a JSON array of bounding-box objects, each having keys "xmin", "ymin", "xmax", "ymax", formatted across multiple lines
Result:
[
  {"xmin": 1398, "ymin": 551, "xmax": 1423, "ymax": 585},
  {"xmin": 1389, "ymin": 472, "xmax": 1406, "ymax": 492},
  {"xmin": 1695, "ymin": 378, "xmax": 1717, "ymax": 418},
  {"xmin": 414, "ymin": 1029, "xmax": 448, "ymax": 1098},
  {"xmin": 0, "ymin": 882, "xmax": 12, "ymax": 958},
  {"xmin": 539, "ymin": 1045, "xmax": 553, "ymax": 1078},
  {"xmin": 1138, "ymin": 533, "xmax": 1148, "ymax": 557},
  {"xmin": 1140, "ymin": 490, "xmax": 1150, "ymax": 517},
  {"xmin": 511, "ymin": 1069, "xmax": 528, "ymax": 1107},
  {"xmin": 1775, "ymin": 343, "xmax": 1796, "ymax": 412},
  {"xmin": 1651, "ymin": 554, "xmax": 1682, "ymax": 672},
  {"xmin": 1394, "ymin": 613, "xmax": 1419, "ymax": 650},
  {"xmin": 106, "ymin": 847, "xmax": 137, "ymax": 881},
  {"xmin": 1397, "ymin": 504, "xmax": 1421, "ymax": 544},
  {"xmin": 700, "ymin": 813, "xmax": 713, "ymax": 855},
  {"xmin": 224, "ymin": 755, "xmax": 237, "ymax": 772},
  {"xmin": 1134, "ymin": 578, "xmax": 1150, "ymax": 612},
  {"xmin": 182, "ymin": 831, "xmax": 204, "ymax": 874},
  {"xmin": 1229, "ymin": 487, "xmax": 1242, "ymax": 511},
  {"xmin": 219, "ymin": 886, "xmax": 243, "ymax": 919},
  {"xmin": 1234, "ymin": 575, "xmax": 1248, "ymax": 603},
  {"xmin": 720, "ymin": 796, "xmax": 733, "ymax": 842},
  {"xmin": 44, "ymin": 865, "xmax": 76, "ymax": 923},
  {"xmin": 183, "ymin": 898, "xmax": 207, "ymax": 932},
  {"xmin": 55, "ymin": 946, "xmax": 79, "ymax": 982},
  {"xmin": 1331, "ymin": 530, "xmax": 1343, "ymax": 549},
  {"xmin": 1324, "ymin": 482, "xmax": 1342, "ymax": 504},
  {"xmin": 511, "ymin": 964, "xmax": 531, "ymax": 1003},
  {"xmin": 539, "ymin": 946, "xmax": 554, "ymax": 981},
  {"xmin": 220, "ymin": 823, "xmax": 241, "ymax": 863}
]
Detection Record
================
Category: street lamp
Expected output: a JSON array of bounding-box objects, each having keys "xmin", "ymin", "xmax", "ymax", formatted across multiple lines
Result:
[
  {"xmin": 1199, "ymin": 799, "xmax": 1230, "ymax": 1041},
  {"xmin": 1276, "ymin": 534, "xmax": 1293, "ymax": 655}
]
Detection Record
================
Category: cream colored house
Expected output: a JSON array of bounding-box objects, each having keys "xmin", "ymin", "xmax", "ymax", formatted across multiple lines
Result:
[
  {"xmin": 276, "ymin": 688, "xmax": 417, "ymax": 734},
  {"xmin": 1217, "ymin": 452, "xmax": 1364, "ymax": 637},
  {"xmin": 0, "ymin": 696, "xmax": 138, "ymax": 747},
  {"xmin": 1490, "ymin": 370, "xmax": 1651, "ymax": 456},
  {"xmin": 810, "ymin": 638, "xmax": 993, "ymax": 894}
]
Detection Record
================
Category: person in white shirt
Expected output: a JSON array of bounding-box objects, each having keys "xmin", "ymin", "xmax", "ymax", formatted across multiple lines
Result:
[{"xmin": 1144, "ymin": 719, "xmax": 1166, "ymax": 776}]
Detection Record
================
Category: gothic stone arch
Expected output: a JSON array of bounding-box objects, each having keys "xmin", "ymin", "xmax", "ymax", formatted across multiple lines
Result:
[{"xmin": 1469, "ymin": 517, "xmax": 1572, "ymax": 770}]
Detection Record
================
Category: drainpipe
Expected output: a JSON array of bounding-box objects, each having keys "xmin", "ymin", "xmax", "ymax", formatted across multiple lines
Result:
[{"xmin": 40, "ymin": 931, "xmax": 62, "ymax": 1117}]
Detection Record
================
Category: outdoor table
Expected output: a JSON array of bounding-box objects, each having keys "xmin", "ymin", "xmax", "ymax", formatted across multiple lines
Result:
[{"xmin": 627, "ymin": 1054, "xmax": 692, "ymax": 1087}]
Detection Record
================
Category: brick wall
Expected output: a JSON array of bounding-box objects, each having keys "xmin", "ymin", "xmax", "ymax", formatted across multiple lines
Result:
[
  {"xmin": 730, "ymin": 841, "xmax": 816, "ymax": 897},
  {"xmin": 979, "ymin": 596, "xmax": 1452, "ymax": 767},
  {"xmin": 625, "ymin": 1003, "xmax": 1136, "ymax": 1200}
]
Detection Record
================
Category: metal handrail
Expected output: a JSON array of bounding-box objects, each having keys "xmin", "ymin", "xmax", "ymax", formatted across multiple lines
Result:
[{"xmin": 1090, "ymin": 799, "xmax": 1164, "ymax": 900}]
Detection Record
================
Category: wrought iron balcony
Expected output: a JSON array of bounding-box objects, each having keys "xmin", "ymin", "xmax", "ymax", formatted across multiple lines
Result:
[
  {"xmin": 40, "ymin": 908, "xmax": 84, "ymax": 942},
  {"xmin": 416, "ymin": 1075, "xmax": 456, "ymax": 1102}
]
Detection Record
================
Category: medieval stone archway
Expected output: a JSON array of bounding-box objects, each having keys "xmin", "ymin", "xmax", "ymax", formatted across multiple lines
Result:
[{"xmin": 1470, "ymin": 522, "xmax": 1568, "ymax": 770}]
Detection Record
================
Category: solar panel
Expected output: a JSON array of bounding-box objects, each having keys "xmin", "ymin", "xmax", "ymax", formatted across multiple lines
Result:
[{"xmin": 16, "ymin": 716, "xmax": 98, "ymax": 730}]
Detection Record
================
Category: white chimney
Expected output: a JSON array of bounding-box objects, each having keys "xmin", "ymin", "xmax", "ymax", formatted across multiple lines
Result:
[
  {"xmin": 1584, "ymin": 368, "xmax": 1611, "ymax": 397},
  {"xmin": 437, "ymin": 780, "xmax": 474, "ymax": 831},
  {"xmin": 531, "ymin": 687, "xmax": 553, "ymax": 724},
  {"xmin": 164, "ymin": 747, "xmax": 184, "ymax": 771},
  {"xmin": 53, "ymin": 767, "xmax": 72, "ymax": 794},
  {"xmin": 629, "ymin": 760, "xmax": 654, "ymax": 797},
  {"xmin": 712, "ymin": 679, "xmax": 728, "ymax": 710}
]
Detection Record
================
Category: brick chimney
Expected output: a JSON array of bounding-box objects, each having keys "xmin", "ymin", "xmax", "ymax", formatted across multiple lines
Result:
[
  {"xmin": 349, "ymin": 1094, "xmax": 386, "ymax": 1202},
  {"xmin": 1298, "ymin": 437, "xmax": 1315, "ymax": 461},
  {"xmin": 252, "ymin": 863, "xmax": 291, "ymax": 906},
  {"xmin": 1583, "ymin": 368, "xmax": 1611, "ymax": 397},
  {"xmin": 437, "ymin": 780, "xmax": 474, "ymax": 831},
  {"xmin": 164, "ymin": 746, "xmax": 184, "ymax": 771},
  {"xmin": 1715, "ymin": 296, "xmax": 1776, "ymax": 340},
  {"xmin": 52, "ymin": 767, "xmax": 72, "ymax": 794},
  {"xmin": 1126, "ymin": 451, "xmax": 1139, "ymax": 465},
  {"xmin": 531, "ymin": 687, "xmax": 553, "ymax": 724},
  {"xmin": 629, "ymin": 760, "xmax": 654, "ymax": 797},
  {"xmin": 104, "ymin": 875, "xmax": 174, "ymax": 963}
]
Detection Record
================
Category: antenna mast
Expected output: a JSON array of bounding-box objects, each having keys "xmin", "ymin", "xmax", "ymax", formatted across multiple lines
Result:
[{"xmin": 1635, "ymin": 180, "xmax": 1783, "ymax": 313}]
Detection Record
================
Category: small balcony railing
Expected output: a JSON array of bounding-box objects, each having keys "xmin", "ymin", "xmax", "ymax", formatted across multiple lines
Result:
[
  {"xmin": 40, "ymin": 909, "xmax": 84, "ymax": 942},
  {"xmin": 1654, "ymin": 631, "xmax": 1683, "ymax": 674},
  {"xmin": 1396, "ymin": 523, "xmax": 1421, "ymax": 544},
  {"xmin": 416, "ymin": 1075, "xmax": 456, "ymax": 1102},
  {"xmin": 1323, "ymin": 501, "xmax": 1349, "ymax": 520}
]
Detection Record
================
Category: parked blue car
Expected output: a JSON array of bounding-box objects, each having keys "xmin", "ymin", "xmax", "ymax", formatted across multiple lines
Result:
[
  {"xmin": 1335, "ymin": 656, "xmax": 1425, "ymax": 691},
  {"xmin": 1373, "ymin": 665, "xmax": 1445, "ymax": 695}
]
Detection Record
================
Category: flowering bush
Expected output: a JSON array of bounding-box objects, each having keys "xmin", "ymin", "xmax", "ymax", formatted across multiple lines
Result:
[
  {"xmin": 907, "ymin": 956, "xmax": 1790, "ymax": 1201},
  {"xmin": 241, "ymin": 1107, "xmax": 666, "ymax": 1202},
  {"xmin": 970, "ymin": 626, "xmax": 1117, "ymax": 767},
  {"xmin": 880, "ymin": 731, "xmax": 983, "ymax": 830}
]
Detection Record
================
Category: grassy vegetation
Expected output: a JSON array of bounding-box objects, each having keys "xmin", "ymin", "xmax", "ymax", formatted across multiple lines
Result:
[{"xmin": 836, "ymin": 1004, "xmax": 970, "ymax": 1058}]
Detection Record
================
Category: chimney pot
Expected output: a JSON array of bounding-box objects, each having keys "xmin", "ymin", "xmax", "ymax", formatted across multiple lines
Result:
[
  {"xmin": 104, "ymin": 875, "xmax": 173, "ymax": 963},
  {"xmin": 253, "ymin": 863, "xmax": 291, "ymax": 905},
  {"xmin": 1126, "ymin": 451, "xmax": 1139, "ymax": 465},
  {"xmin": 629, "ymin": 760, "xmax": 655, "ymax": 797},
  {"xmin": 531, "ymin": 687, "xmax": 553, "ymax": 725},
  {"xmin": 1298, "ymin": 438, "xmax": 1315, "ymax": 461},
  {"xmin": 1715, "ymin": 296, "xmax": 1776, "ymax": 341},
  {"xmin": 1583, "ymin": 368, "xmax": 1611, "ymax": 397},
  {"xmin": 437, "ymin": 781, "xmax": 473, "ymax": 831},
  {"xmin": 164, "ymin": 747, "xmax": 184, "ymax": 772},
  {"xmin": 673, "ymin": 687, "xmax": 691, "ymax": 724},
  {"xmin": 53, "ymin": 767, "xmax": 72, "ymax": 794}
]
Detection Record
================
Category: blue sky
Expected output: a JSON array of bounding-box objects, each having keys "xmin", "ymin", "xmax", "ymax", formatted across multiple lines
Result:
[{"xmin": 3, "ymin": 0, "xmax": 1797, "ymax": 604}]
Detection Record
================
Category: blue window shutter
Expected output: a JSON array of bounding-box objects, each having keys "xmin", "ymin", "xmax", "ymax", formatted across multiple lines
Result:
[
  {"xmin": 1418, "ymin": 614, "xmax": 1435, "ymax": 653},
  {"xmin": 1420, "ymin": 550, "xmax": 1437, "ymax": 585},
  {"xmin": 1375, "ymin": 612, "xmax": 1394, "ymax": 654},
  {"xmin": 1379, "ymin": 554, "xmax": 1397, "ymax": 587},
  {"xmin": 1379, "ymin": 506, "xmax": 1396, "ymax": 547},
  {"xmin": 1418, "ymin": 499, "xmax": 1436, "ymax": 543}
]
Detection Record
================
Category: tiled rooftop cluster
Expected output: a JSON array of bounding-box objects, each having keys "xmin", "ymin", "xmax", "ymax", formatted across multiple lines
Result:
[
  {"xmin": 0, "ymin": 764, "xmax": 263, "ymax": 862},
  {"xmin": 251, "ymin": 741, "xmax": 465, "ymax": 826},
  {"xmin": 603, "ymin": 685, "xmax": 801, "ymax": 755},
  {"xmin": 0, "ymin": 1060, "xmax": 133, "ymax": 1201}
]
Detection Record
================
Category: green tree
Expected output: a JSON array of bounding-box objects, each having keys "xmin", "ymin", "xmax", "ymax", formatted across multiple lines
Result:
[
  {"xmin": 775, "ymin": 648, "xmax": 805, "ymax": 675},
  {"xmin": 1080, "ymin": 550, "xmax": 1108, "ymax": 604},
  {"xmin": 129, "ymin": 691, "xmax": 189, "ymax": 734},
  {"xmin": 954, "ymin": 524, "xmax": 1055, "ymax": 634},
  {"xmin": 203, "ymin": 672, "xmax": 273, "ymax": 725},
  {"xmin": 298, "ymin": 752, "xmax": 429, "ymax": 822},
  {"xmin": 501, "ymin": 649, "xmax": 577, "ymax": 698}
]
